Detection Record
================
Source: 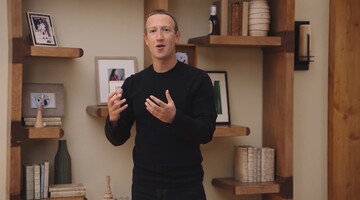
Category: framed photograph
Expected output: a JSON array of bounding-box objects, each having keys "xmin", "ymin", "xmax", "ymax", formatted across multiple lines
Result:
[
  {"xmin": 27, "ymin": 12, "xmax": 57, "ymax": 46},
  {"xmin": 22, "ymin": 83, "xmax": 65, "ymax": 117},
  {"xmin": 207, "ymin": 71, "xmax": 231, "ymax": 125},
  {"xmin": 175, "ymin": 44, "xmax": 197, "ymax": 66},
  {"xmin": 95, "ymin": 56, "xmax": 137, "ymax": 105}
]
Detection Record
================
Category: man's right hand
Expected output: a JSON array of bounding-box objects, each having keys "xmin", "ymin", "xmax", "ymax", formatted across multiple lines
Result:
[{"xmin": 107, "ymin": 88, "xmax": 128, "ymax": 126}]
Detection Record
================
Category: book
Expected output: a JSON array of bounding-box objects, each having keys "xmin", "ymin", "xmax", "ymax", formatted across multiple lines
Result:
[
  {"xmin": 234, "ymin": 145, "xmax": 248, "ymax": 182},
  {"xmin": 23, "ymin": 165, "xmax": 34, "ymax": 200},
  {"xmin": 42, "ymin": 161, "xmax": 50, "ymax": 198},
  {"xmin": 33, "ymin": 164, "xmax": 40, "ymax": 199},
  {"xmin": 49, "ymin": 183, "xmax": 86, "ymax": 192},
  {"xmin": 231, "ymin": 2, "xmax": 240, "ymax": 36},
  {"xmin": 50, "ymin": 189, "xmax": 86, "ymax": 198},
  {"xmin": 261, "ymin": 147, "xmax": 275, "ymax": 182},
  {"xmin": 247, "ymin": 146, "xmax": 254, "ymax": 182},
  {"xmin": 23, "ymin": 117, "xmax": 62, "ymax": 127},
  {"xmin": 239, "ymin": 1, "xmax": 249, "ymax": 36}
]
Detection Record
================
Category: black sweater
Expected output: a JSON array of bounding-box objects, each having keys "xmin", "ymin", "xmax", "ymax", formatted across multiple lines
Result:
[{"xmin": 105, "ymin": 61, "xmax": 217, "ymax": 188}]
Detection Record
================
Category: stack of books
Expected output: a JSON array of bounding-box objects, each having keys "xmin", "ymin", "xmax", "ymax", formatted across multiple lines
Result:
[
  {"xmin": 22, "ymin": 117, "xmax": 62, "ymax": 127},
  {"xmin": 22, "ymin": 161, "xmax": 49, "ymax": 199},
  {"xmin": 234, "ymin": 145, "xmax": 275, "ymax": 183},
  {"xmin": 49, "ymin": 183, "xmax": 86, "ymax": 198}
]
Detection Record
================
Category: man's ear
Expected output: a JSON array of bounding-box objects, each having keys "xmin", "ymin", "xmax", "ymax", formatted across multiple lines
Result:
[
  {"xmin": 144, "ymin": 33, "xmax": 149, "ymax": 46},
  {"xmin": 175, "ymin": 31, "xmax": 180, "ymax": 42}
]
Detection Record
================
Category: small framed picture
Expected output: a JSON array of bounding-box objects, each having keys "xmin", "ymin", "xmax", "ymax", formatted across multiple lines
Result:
[
  {"xmin": 175, "ymin": 44, "xmax": 197, "ymax": 66},
  {"xmin": 207, "ymin": 71, "xmax": 231, "ymax": 125},
  {"xmin": 95, "ymin": 56, "xmax": 137, "ymax": 105},
  {"xmin": 22, "ymin": 83, "xmax": 65, "ymax": 117},
  {"xmin": 26, "ymin": 12, "xmax": 57, "ymax": 46}
]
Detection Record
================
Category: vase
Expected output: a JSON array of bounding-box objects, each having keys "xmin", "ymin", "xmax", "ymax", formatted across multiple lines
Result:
[
  {"xmin": 248, "ymin": 0, "xmax": 270, "ymax": 36},
  {"xmin": 54, "ymin": 139, "xmax": 72, "ymax": 184}
]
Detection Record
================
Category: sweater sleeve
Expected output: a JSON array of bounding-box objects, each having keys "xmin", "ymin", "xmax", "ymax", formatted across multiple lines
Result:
[
  {"xmin": 104, "ymin": 79, "xmax": 135, "ymax": 146},
  {"xmin": 171, "ymin": 72, "xmax": 217, "ymax": 144}
]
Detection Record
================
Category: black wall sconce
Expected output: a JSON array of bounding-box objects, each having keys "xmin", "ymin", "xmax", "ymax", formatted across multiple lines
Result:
[{"xmin": 294, "ymin": 21, "xmax": 314, "ymax": 70}]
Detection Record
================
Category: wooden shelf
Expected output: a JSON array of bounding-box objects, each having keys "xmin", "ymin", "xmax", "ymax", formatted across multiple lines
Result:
[
  {"xmin": 86, "ymin": 105, "xmax": 250, "ymax": 137},
  {"xmin": 86, "ymin": 105, "xmax": 108, "ymax": 118},
  {"xmin": 212, "ymin": 177, "xmax": 280, "ymax": 195},
  {"xmin": 188, "ymin": 35, "xmax": 281, "ymax": 47},
  {"xmin": 11, "ymin": 122, "xmax": 64, "ymax": 143},
  {"xmin": 214, "ymin": 125, "xmax": 250, "ymax": 137},
  {"xmin": 24, "ymin": 45, "xmax": 84, "ymax": 58}
]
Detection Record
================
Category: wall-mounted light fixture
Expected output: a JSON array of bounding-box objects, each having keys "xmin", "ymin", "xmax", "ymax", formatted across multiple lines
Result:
[{"xmin": 294, "ymin": 21, "xmax": 314, "ymax": 70}]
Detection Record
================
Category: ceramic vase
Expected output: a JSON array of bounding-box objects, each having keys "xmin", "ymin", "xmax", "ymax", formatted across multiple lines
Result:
[
  {"xmin": 248, "ymin": 0, "xmax": 270, "ymax": 36},
  {"xmin": 54, "ymin": 139, "xmax": 72, "ymax": 184}
]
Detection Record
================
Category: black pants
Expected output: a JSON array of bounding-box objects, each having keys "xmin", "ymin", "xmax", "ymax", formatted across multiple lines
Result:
[{"xmin": 132, "ymin": 184, "xmax": 206, "ymax": 200}]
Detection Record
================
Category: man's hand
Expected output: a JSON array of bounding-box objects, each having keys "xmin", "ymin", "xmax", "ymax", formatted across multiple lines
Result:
[
  {"xmin": 107, "ymin": 88, "xmax": 128, "ymax": 126},
  {"xmin": 145, "ymin": 90, "xmax": 176, "ymax": 124}
]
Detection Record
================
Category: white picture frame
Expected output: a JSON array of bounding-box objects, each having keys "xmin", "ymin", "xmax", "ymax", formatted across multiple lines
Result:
[
  {"xmin": 95, "ymin": 56, "xmax": 137, "ymax": 105},
  {"xmin": 26, "ymin": 12, "xmax": 57, "ymax": 47}
]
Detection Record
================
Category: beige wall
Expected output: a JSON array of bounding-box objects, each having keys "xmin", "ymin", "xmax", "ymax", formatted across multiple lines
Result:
[
  {"xmin": 0, "ymin": 0, "xmax": 10, "ymax": 199},
  {"xmin": 294, "ymin": 0, "xmax": 329, "ymax": 199},
  {"xmin": 5, "ymin": 0, "xmax": 328, "ymax": 200}
]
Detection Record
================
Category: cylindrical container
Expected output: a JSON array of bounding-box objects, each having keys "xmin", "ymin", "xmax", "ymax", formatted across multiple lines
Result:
[
  {"xmin": 248, "ymin": 0, "xmax": 270, "ymax": 36},
  {"xmin": 208, "ymin": 4, "xmax": 220, "ymax": 35},
  {"xmin": 54, "ymin": 139, "xmax": 72, "ymax": 184}
]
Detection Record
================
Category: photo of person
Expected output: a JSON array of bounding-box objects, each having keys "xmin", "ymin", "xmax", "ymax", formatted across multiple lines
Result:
[
  {"xmin": 27, "ymin": 12, "xmax": 57, "ymax": 46},
  {"xmin": 108, "ymin": 68, "xmax": 125, "ymax": 81}
]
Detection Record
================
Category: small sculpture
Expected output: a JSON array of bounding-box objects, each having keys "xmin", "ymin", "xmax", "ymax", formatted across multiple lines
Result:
[
  {"xmin": 103, "ymin": 175, "xmax": 114, "ymax": 200},
  {"xmin": 34, "ymin": 94, "xmax": 46, "ymax": 128}
]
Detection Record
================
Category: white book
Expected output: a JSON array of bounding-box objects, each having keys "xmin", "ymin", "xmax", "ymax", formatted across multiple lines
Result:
[
  {"xmin": 50, "ymin": 190, "xmax": 86, "ymax": 198},
  {"xmin": 247, "ymin": 146, "xmax": 254, "ymax": 182},
  {"xmin": 267, "ymin": 148, "xmax": 275, "ymax": 182},
  {"xmin": 43, "ymin": 161, "xmax": 50, "ymax": 198},
  {"xmin": 255, "ymin": 147, "xmax": 262, "ymax": 182},
  {"xmin": 33, "ymin": 164, "xmax": 41, "ymax": 199},
  {"xmin": 241, "ymin": 1, "xmax": 249, "ymax": 36},
  {"xmin": 234, "ymin": 145, "xmax": 248, "ymax": 182},
  {"xmin": 40, "ymin": 163, "xmax": 44, "ymax": 199},
  {"xmin": 23, "ymin": 165, "xmax": 34, "ymax": 200}
]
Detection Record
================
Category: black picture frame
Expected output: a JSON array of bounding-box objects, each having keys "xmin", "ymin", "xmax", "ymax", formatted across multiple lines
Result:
[
  {"xmin": 207, "ymin": 71, "xmax": 231, "ymax": 125},
  {"xmin": 27, "ymin": 12, "xmax": 57, "ymax": 47}
]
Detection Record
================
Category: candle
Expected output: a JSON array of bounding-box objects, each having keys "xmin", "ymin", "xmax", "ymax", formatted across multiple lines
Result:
[{"xmin": 299, "ymin": 24, "xmax": 311, "ymax": 61}]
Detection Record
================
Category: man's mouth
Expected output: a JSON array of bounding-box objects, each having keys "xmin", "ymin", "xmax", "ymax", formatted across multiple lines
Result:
[{"xmin": 156, "ymin": 44, "xmax": 165, "ymax": 48}]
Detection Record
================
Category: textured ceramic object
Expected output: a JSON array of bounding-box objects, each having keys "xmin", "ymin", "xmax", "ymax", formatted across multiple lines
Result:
[
  {"xmin": 54, "ymin": 139, "xmax": 72, "ymax": 184},
  {"xmin": 248, "ymin": 0, "xmax": 270, "ymax": 36}
]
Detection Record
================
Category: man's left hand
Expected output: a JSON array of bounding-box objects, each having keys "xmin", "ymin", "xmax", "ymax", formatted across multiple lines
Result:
[{"xmin": 145, "ymin": 89, "xmax": 176, "ymax": 124}]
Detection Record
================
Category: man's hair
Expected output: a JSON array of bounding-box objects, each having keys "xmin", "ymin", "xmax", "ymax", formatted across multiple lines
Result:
[{"xmin": 144, "ymin": 9, "xmax": 179, "ymax": 33}]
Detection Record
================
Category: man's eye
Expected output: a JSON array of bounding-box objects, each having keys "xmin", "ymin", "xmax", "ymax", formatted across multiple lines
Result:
[
  {"xmin": 163, "ymin": 28, "xmax": 171, "ymax": 32},
  {"xmin": 149, "ymin": 29, "xmax": 156, "ymax": 33}
]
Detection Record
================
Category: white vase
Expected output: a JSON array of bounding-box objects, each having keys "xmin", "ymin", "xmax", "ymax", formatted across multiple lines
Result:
[{"xmin": 248, "ymin": 0, "xmax": 270, "ymax": 36}]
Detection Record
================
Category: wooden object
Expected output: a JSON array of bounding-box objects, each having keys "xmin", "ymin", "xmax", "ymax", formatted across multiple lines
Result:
[
  {"xmin": 8, "ymin": 0, "xmax": 83, "ymax": 198},
  {"xmin": 34, "ymin": 109, "xmax": 44, "ymax": 128},
  {"xmin": 328, "ymin": 0, "xmax": 360, "ymax": 199},
  {"xmin": 212, "ymin": 177, "xmax": 280, "ymax": 195},
  {"xmin": 188, "ymin": 35, "xmax": 281, "ymax": 47},
  {"xmin": 103, "ymin": 176, "xmax": 114, "ymax": 200}
]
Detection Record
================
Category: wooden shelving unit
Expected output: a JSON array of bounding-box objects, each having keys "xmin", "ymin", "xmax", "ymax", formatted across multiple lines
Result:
[
  {"xmin": 212, "ymin": 178, "xmax": 280, "ymax": 195},
  {"xmin": 86, "ymin": 105, "xmax": 250, "ymax": 137},
  {"xmin": 144, "ymin": 0, "xmax": 294, "ymax": 199},
  {"xmin": 9, "ymin": 0, "xmax": 84, "ymax": 198},
  {"xmin": 188, "ymin": 35, "xmax": 281, "ymax": 47}
]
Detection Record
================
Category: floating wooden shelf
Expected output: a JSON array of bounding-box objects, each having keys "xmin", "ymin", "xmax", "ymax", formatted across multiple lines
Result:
[
  {"xmin": 86, "ymin": 105, "xmax": 108, "ymax": 118},
  {"xmin": 11, "ymin": 122, "xmax": 64, "ymax": 143},
  {"xmin": 24, "ymin": 45, "xmax": 84, "ymax": 58},
  {"xmin": 86, "ymin": 105, "xmax": 250, "ymax": 137},
  {"xmin": 188, "ymin": 35, "xmax": 281, "ymax": 47},
  {"xmin": 212, "ymin": 177, "xmax": 280, "ymax": 195}
]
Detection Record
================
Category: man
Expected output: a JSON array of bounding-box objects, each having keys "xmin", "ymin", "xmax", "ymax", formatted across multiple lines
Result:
[{"xmin": 105, "ymin": 9, "xmax": 217, "ymax": 200}]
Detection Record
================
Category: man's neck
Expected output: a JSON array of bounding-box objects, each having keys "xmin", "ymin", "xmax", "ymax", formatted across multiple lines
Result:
[{"xmin": 152, "ymin": 57, "xmax": 178, "ymax": 73}]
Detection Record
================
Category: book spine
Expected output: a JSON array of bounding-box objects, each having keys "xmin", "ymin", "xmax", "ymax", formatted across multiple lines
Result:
[
  {"xmin": 50, "ymin": 190, "xmax": 86, "ymax": 198},
  {"xmin": 231, "ymin": 2, "xmax": 240, "ymax": 36},
  {"xmin": 23, "ymin": 165, "xmax": 34, "ymax": 200},
  {"xmin": 49, "ymin": 184, "xmax": 86, "ymax": 192},
  {"xmin": 241, "ymin": 1, "xmax": 249, "ymax": 36},
  {"xmin": 247, "ymin": 146, "xmax": 254, "ymax": 182},
  {"xmin": 43, "ymin": 161, "xmax": 50, "ymax": 198},
  {"xmin": 40, "ymin": 163, "xmax": 44, "ymax": 199},
  {"xmin": 33, "ymin": 164, "xmax": 41, "ymax": 199}
]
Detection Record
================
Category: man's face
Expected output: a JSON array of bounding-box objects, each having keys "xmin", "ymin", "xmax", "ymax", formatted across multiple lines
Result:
[{"xmin": 144, "ymin": 14, "xmax": 180, "ymax": 61}]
